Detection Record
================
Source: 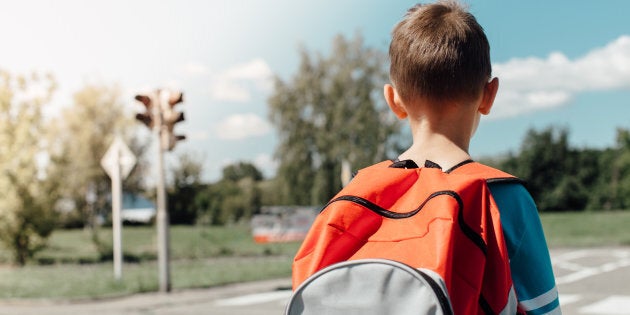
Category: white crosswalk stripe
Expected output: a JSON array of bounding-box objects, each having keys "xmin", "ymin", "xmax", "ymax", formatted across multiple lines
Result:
[
  {"xmin": 554, "ymin": 248, "xmax": 630, "ymax": 285},
  {"xmin": 559, "ymin": 294, "xmax": 581, "ymax": 306},
  {"xmin": 579, "ymin": 296, "xmax": 630, "ymax": 314},
  {"xmin": 553, "ymin": 248, "xmax": 630, "ymax": 314},
  {"xmin": 214, "ymin": 290, "xmax": 292, "ymax": 306}
]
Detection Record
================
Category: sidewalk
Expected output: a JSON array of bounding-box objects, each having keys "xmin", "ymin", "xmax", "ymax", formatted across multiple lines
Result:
[{"xmin": 0, "ymin": 278, "xmax": 292, "ymax": 315}]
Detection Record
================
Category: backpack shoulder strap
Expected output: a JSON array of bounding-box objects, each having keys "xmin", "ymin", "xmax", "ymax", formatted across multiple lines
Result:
[{"xmin": 447, "ymin": 160, "xmax": 523, "ymax": 184}]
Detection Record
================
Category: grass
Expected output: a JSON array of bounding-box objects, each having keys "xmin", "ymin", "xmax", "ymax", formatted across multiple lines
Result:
[
  {"xmin": 0, "ymin": 256, "xmax": 293, "ymax": 299},
  {"xmin": 30, "ymin": 225, "xmax": 300, "ymax": 265},
  {"xmin": 1, "ymin": 211, "xmax": 630, "ymax": 299},
  {"xmin": 0, "ymin": 224, "xmax": 301, "ymax": 299},
  {"xmin": 540, "ymin": 210, "xmax": 630, "ymax": 247}
]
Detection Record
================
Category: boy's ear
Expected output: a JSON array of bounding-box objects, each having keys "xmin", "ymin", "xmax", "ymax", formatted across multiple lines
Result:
[
  {"xmin": 479, "ymin": 77, "xmax": 499, "ymax": 115},
  {"xmin": 384, "ymin": 84, "xmax": 408, "ymax": 119}
]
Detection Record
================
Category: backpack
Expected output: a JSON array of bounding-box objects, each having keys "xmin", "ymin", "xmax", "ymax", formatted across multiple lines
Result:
[
  {"xmin": 291, "ymin": 160, "xmax": 520, "ymax": 314},
  {"xmin": 285, "ymin": 258, "xmax": 454, "ymax": 315}
]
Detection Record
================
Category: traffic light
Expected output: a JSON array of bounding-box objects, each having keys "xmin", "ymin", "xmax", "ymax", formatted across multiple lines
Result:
[
  {"xmin": 134, "ymin": 94, "xmax": 154, "ymax": 128},
  {"xmin": 159, "ymin": 90, "xmax": 186, "ymax": 151}
]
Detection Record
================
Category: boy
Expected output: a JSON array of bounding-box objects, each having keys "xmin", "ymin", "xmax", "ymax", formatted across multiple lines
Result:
[{"xmin": 292, "ymin": 1, "xmax": 560, "ymax": 314}]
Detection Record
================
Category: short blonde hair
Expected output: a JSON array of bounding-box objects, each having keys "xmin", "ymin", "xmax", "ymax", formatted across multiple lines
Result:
[{"xmin": 389, "ymin": 1, "xmax": 491, "ymax": 104}]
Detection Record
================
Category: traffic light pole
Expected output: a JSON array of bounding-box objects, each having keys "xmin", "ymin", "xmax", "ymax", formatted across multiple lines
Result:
[
  {"xmin": 154, "ymin": 96, "xmax": 171, "ymax": 293},
  {"xmin": 134, "ymin": 89, "xmax": 184, "ymax": 294}
]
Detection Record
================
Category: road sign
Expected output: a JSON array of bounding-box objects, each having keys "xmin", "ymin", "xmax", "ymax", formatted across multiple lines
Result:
[
  {"xmin": 100, "ymin": 137, "xmax": 136, "ymax": 281},
  {"xmin": 101, "ymin": 137, "xmax": 136, "ymax": 180}
]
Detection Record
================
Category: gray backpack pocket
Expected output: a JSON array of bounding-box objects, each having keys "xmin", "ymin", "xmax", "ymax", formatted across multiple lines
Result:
[{"xmin": 286, "ymin": 259, "xmax": 454, "ymax": 315}]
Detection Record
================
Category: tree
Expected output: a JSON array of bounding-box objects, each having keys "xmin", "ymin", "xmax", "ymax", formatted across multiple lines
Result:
[
  {"xmin": 196, "ymin": 162, "xmax": 263, "ymax": 225},
  {"xmin": 268, "ymin": 33, "xmax": 402, "ymax": 205},
  {"xmin": 168, "ymin": 152, "xmax": 204, "ymax": 224},
  {"xmin": 589, "ymin": 128, "xmax": 630, "ymax": 210},
  {"xmin": 49, "ymin": 83, "xmax": 149, "ymax": 228},
  {"xmin": 0, "ymin": 71, "xmax": 60, "ymax": 265},
  {"xmin": 222, "ymin": 162, "xmax": 263, "ymax": 182},
  {"xmin": 499, "ymin": 126, "xmax": 600, "ymax": 211},
  {"xmin": 504, "ymin": 127, "xmax": 569, "ymax": 211}
]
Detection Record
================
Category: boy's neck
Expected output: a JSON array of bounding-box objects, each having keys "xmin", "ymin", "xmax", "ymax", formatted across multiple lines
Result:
[
  {"xmin": 398, "ymin": 108, "xmax": 476, "ymax": 171},
  {"xmin": 399, "ymin": 136, "xmax": 472, "ymax": 171}
]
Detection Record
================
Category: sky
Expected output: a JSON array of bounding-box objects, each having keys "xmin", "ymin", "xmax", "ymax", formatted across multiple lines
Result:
[{"xmin": 1, "ymin": 0, "xmax": 629, "ymax": 182}]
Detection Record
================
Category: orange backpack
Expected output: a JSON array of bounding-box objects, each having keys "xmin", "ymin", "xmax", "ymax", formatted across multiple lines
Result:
[{"xmin": 292, "ymin": 160, "xmax": 520, "ymax": 315}]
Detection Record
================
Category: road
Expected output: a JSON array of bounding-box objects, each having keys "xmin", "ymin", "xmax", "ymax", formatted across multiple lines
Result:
[
  {"xmin": 552, "ymin": 247, "xmax": 630, "ymax": 314},
  {"xmin": 1, "ymin": 247, "xmax": 629, "ymax": 314}
]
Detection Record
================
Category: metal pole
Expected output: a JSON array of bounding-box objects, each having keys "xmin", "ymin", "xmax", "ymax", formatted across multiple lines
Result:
[
  {"xmin": 112, "ymin": 150, "xmax": 123, "ymax": 280},
  {"xmin": 341, "ymin": 159, "xmax": 351, "ymax": 187},
  {"xmin": 155, "ymin": 91, "xmax": 171, "ymax": 293}
]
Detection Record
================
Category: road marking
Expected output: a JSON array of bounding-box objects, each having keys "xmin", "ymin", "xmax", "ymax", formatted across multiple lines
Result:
[
  {"xmin": 555, "ymin": 260, "xmax": 586, "ymax": 271},
  {"xmin": 553, "ymin": 249, "xmax": 593, "ymax": 261},
  {"xmin": 580, "ymin": 296, "xmax": 630, "ymax": 314},
  {"xmin": 215, "ymin": 290, "xmax": 292, "ymax": 306},
  {"xmin": 552, "ymin": 248, "xmax": 630, "ymax": 285},
  {"xmin": 559, "ymin": 294, "xmax": 580, "ymax": 306},
  {"xmin": 555, "ymin": 258, "xmax": 630, "ymax": 285}
]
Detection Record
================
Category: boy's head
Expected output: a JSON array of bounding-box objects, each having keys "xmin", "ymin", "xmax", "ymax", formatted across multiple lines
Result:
[{"xmin": 389, "ymin": 1, "xmax": 491, "ymax": 105}]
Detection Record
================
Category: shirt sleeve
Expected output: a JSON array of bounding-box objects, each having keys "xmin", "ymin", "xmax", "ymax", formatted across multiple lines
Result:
[{"xmin": 489, "ymin": 182, "xmax": 562, "ymax": 315}]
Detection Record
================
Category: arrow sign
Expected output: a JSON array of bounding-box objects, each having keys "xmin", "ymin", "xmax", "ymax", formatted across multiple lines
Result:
[{"xmin": 101, "ymin": 137, "xmax": 137, "ymax": 180}]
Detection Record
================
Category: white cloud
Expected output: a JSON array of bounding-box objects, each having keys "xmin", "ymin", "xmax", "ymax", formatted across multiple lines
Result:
[
  {"xmin": 178, "ymin": 61, "xmax": 209, "ymax": 77},
  {"xmin": 210, "ymin": 80, "xmax": 251, "ymax": 103},
  {"xmin": 224, "ymin": 58, "xmax": 273, "ymax": 81},
  {"xmin": 214, "ymin": 113, "xmax": 272, "ymax": 140},
  {"xmin": 491, "ymin": 35, "xmax": 630, "ymax": 119},
  {"xmin": 209, "ymin": 58, "xmax": 273, "ymax": 102}
]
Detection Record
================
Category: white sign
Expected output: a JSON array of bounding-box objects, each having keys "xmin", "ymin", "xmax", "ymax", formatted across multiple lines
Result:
[
  {"xmin": 100, "ymin": 136, "xmax": 137, "ymax": 280},
  {"xmin": 101, "ymin": 137, "xmax": 137, "ymax": 179}
]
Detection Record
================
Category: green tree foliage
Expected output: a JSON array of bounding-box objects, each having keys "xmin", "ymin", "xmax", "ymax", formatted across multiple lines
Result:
[
  {"xmin": 257, "ymin": 177, "xmax": 284, "ymax": 206},
  {"xmin": 497, "ymin": 126, "xmax": 630, "ymax": 212},
  {"xmin": 588, "ymin": 129, "xmax": 630, "ymax": 210},
  {"xmin": 49, "ymin": 83, "xmax": 149, "ymax": 228},
  {"xmin": 196, "ymin": 162, "xmax": 263, "ymax": 225},
  {"xmin": 0, "ymin": 71, "xmax": 60, "ymax": 265},
  {"xmin": 500, "ymin": 127, "xmax": 588, "ymax": 211},
  {"xmin": 168, "ymin": 152, "xmax": 204, "ymax": 225},
  {"xmin": 222, "ymin": 162, "xmax": 263, "ymax": 182},
  {"xmin": 268, "ymin": 33, "xmax": 401, "ymax": 205}
]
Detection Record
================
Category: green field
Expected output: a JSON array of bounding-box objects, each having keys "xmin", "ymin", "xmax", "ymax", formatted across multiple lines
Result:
[
  {"xmin": 1, "ymin": 211, "xmax": 630, "ymax": 299},
  {"xmin": 541, "ymin": 210, "xmax": 630, "ymax": 247},
  {"xmin": 28, "ymin": 225, "xmax": 300, "ymax": 265},
  {"xmin": 0, "ymin": 225, "xmax": 300, "ymax": 299}
]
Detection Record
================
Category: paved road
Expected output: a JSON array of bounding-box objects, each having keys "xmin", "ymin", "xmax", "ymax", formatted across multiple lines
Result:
[
  {"xmin": 552, "ymin": 247, "xmax": 630, "ymax": 314},
  {"xmin": 1, "ymin": 247, "xmax": 629, "ymax": 314}
]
